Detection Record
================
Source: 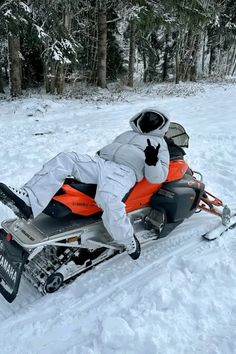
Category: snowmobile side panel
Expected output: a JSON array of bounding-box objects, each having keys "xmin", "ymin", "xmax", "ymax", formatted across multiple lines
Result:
[
  {"xmin": 119, "ymin": 161, "xmax": 189, "ymax": 213},
  {"xmin": 0, "ymin": 229, "xmax": 28, "ymax": 302},
  {"xmin": 165, "ymin": 160, "xmax": 189, "ymax": 182},
  {"xmin": 150, "ymin": 174, "xmax": 205, "ymax": 223},
  {"xmin": 53, "ymin": 186, "xmax": 101, "ymax": 216}
]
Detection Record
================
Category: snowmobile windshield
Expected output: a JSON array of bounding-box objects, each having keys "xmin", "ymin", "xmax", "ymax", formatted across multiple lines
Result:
[{"xmin": 165, "ymin": 122, "xmax": 189, "ymax": 148}]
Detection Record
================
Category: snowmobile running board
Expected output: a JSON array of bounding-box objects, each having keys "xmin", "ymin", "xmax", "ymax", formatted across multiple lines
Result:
[{"xmin": 1, "ymin": 215, "xmax": 124, "ymax": 251}]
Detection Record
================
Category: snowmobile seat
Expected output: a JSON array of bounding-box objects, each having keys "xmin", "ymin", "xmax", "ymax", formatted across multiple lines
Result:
[
  {"xmin": 44, "ymin": 177, "xmax": 133, "ymax": 218},
  {"xmin": 59, "ymin": 177, "xmax": 132, "ymax": 202},
  {"xmin": 59, "ymin": 178, "xmax": 97, "ymax": 199}
]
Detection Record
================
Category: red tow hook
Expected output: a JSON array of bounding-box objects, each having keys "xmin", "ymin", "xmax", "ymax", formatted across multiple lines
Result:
[
  {"xmin": 5, "ymin": 233, "xmax": 12, "ymax": 241},
  {"xmin": 201, "ymin": 191, "xmax": 223, "ymax": 207}
]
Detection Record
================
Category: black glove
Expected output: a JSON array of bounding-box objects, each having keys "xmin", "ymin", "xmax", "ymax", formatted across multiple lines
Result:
[{"xmin": 144, "ymin": 139, "xmax": 160, "ymax": 166}]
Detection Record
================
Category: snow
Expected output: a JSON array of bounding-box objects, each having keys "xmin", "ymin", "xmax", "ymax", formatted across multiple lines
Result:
[{"xmin": 0, "ymin": 83, "xmax": 236, "ymax": 353}]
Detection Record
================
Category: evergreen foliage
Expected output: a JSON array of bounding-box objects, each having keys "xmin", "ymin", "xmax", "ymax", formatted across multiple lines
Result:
[{"xmin": 0, "ymin": 0, "xmax": 235, "ymax": 96}]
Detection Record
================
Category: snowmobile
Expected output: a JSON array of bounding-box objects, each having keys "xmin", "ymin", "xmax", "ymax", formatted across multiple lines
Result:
[{"xmin": 0, "ymin": 123, "xmax": 232, "ymax": 303}]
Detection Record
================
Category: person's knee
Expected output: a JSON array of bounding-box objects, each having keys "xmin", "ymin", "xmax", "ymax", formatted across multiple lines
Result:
[
  {"xmin": 56, "ymin": 151, "xmax": 77, "ymax": 162},
  {"xmin": 97, "ymin": 192, "xmax": 125, "ymax": 212}
]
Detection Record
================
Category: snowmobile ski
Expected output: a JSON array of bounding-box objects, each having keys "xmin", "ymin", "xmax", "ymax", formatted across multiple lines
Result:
[{"xmin": 202, "ymin": 213, "xmax": 236, "ymax": 241}]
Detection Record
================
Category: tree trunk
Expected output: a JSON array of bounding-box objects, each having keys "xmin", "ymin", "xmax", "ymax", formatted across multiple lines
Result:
[
  {"xmin": 200, "ymin": 31, "xmax": 207, "ymax": 78},
  {"xmin": 0, "ymin": 65, "xmax": 4, "ymax": 93},
  {"xmin": 162, "ymin": 34, "xmax": 169, "ymax": 82},
  {"xmin": 142, "ymin": 51, "xmax": 147, "ymax": 83},
  {"xmin": 127, "ymin": 20, "xmax": 136, "ymax": 87},
  {"xmin": 97, "ymin": 0, "xmax": 107, "ymax": 88},
  {"xmin": 56, "ymin": 64, "xmax": 65, "ymax": 95},
  {"xmin": 175, "ymin": 48, "xmax": 180, "ymax": 84},
  {"xmin": 8, "ymin": 32, "xmax": 22, "ymax": 97},
  {"xmin": 55, "ymin": 7, "xmax": 72, "ymax": 94},
  {"xmin": 44, "ymin": 61, "xmax": 57, "ymax": 94},
  {"xmin": 230, "ymin": 45, "xmax": 236, "ymax": 76},
  {"xmin": 225, "ymin": 44, "xmax": 236, "ymax": 77},
  {"xmin": 208, "ymin": 46, "xmax": 216, "ymax": 76},
  {"xmin": 232, "ymin": 59, "xmax": 236, "ymax": 77},
  {"xmin": 183, "ymin": 35, "xmax": 199, "ymax": 81},
  {"xmin": 175, "ymin": 30, "xmax": 183, "ymax": 84}
]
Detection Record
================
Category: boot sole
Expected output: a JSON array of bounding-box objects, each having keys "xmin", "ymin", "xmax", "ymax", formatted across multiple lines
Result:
[
  {"xmin": 128, "ymin": 235, "xmax": 141, "ymax": 260},
  {"xmin": 0, "ymin": 184, "xmax": 32, "ymax": 219}
]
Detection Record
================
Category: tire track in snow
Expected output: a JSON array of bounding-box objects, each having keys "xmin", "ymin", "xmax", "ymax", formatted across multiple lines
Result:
[
  {"xmin": 69, "ymin": 231, "xmax": 225, "ymax": 316},
  {"xmin": 59, "ymin": 213, "xmax": 236, "ymax": 317},
  {"xmin": 0, "ymin": 276, "xmax": 42, "ymax": 321}
]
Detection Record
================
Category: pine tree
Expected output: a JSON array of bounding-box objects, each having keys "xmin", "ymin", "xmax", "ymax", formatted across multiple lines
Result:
[{"xmin": 0, "ymin": 0, "xmax": 31, "ymax": 96}]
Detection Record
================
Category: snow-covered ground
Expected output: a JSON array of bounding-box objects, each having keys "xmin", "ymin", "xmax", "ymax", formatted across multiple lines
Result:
[{"xmin": 0, "ymin": 83, "xmax": 236, "ymax": 354}]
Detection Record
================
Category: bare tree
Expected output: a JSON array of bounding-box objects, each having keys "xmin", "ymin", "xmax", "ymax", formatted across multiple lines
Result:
[{"xmin": 97, "ymin": 0, "xmax": 107, "ymax": 88}]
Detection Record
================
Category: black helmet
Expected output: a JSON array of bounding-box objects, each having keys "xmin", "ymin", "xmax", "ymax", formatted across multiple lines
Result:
[{"xmin": 138, "ymin": 111, "xmax": 167, "ymax": 133}]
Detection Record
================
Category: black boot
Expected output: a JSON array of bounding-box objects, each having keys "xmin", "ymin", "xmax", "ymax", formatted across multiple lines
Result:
[
  {"xmin": 126, "ymin": 235, "xmax": 141, "ymax": 260},
  {"xmin": 0, "ymin": 183, "xmax": 32, "ymax": 219}
]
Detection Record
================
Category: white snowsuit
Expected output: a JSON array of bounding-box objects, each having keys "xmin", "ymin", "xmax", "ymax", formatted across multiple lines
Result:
[{"xmin": 23, "ymin": 108, "xmax": 170, "ymax": 246}]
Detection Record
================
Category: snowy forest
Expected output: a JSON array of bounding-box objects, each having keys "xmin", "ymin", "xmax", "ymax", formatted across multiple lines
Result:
[{"xmin": 0, "ymin": 0, "xmax": 236, "ymax": 97}]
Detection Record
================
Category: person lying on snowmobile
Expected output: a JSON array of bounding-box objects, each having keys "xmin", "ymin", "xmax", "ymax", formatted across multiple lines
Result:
[{"xmin": 0, "ymin": 108, "xmax": 170, "ymax": 260}]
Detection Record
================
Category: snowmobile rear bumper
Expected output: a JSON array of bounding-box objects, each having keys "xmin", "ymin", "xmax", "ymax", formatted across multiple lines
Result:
[{"xmin": 0, "ymin": 229, "xmax": 28, "ymax": 302}]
